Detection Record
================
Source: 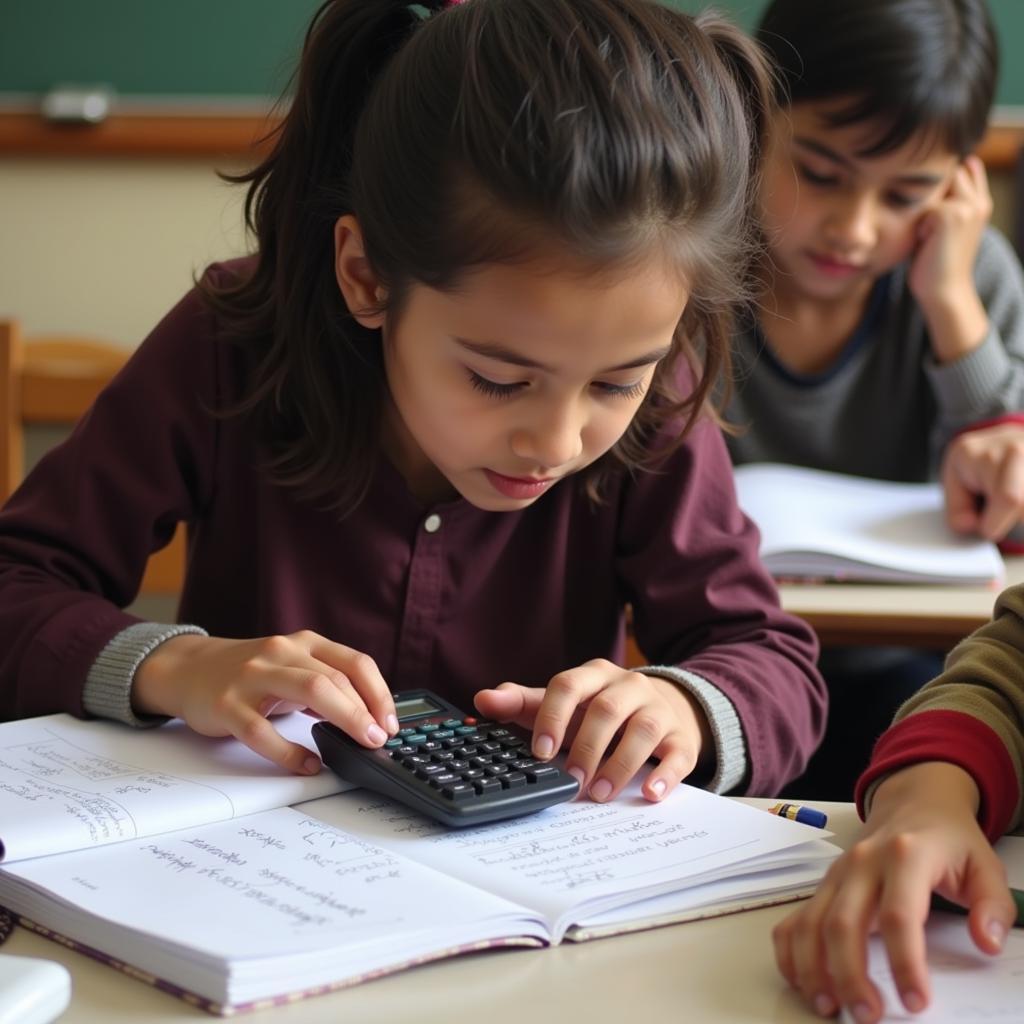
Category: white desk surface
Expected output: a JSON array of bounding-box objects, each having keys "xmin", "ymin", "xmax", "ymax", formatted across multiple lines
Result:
[
  {"xmin": 2, "ymin": 798, "xmax": 860, "ymax": 1024},
  {"xmin": 778, "ymin": 555, "xmax": 1024, "ymax": 647}
]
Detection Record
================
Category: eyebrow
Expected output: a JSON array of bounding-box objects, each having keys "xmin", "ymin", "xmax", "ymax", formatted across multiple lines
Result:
[
  {"xmin": 454, "ymin": 338, "xmax": 673, "ymax": 374},
  {"xmin": 794, "ymin": 136, "xmax": 945, "ymax": 188}
]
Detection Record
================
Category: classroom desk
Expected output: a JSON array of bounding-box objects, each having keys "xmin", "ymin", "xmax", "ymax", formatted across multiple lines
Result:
[
  {"xmin": 779, "ymin": 555, "xmax": 1024, "ymax": 649},
  {"xmin": 3, "ymin": 798, "xmax": 860, "ymax": 1024}
]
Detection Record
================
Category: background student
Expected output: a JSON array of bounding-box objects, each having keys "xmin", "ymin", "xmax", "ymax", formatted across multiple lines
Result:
[
  {"xmin": 773, "ymin": 579, "xmax": 1024, "ymax": 1024},
  {"xmin": 0, "ymin": 0, "xmax": 826, "ymax": 803},
  {"xmin": 725, "ymin": 0, "xmax": 1024, "ymax": 799}
]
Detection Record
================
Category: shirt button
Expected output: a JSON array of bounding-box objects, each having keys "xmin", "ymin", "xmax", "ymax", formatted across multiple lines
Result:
[{"xmin": 424, "ymin": 514, "xmax": 442, "ymax": 533}]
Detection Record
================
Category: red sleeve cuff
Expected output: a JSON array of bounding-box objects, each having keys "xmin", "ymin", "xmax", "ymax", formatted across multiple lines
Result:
[
  {"xmin": 854, "ymin": 710, "xmax": 1019, "ymax": 841},
  {"xmin": 954, "ymin": 413, "xmax": 1024, "ymax": 437}
]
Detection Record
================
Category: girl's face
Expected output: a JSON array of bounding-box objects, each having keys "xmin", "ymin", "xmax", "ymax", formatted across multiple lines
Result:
[
  {"xmin": 379, "ymin": 255, "xmax": 688, "ymax": 510},
  {"xmin": 760, "ymin": 101, "xmax": 960, "ymax": 304}
]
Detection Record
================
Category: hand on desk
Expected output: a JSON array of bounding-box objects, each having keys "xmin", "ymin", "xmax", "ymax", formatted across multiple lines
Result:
[
  {"xmin": 474, "ymin": 660, "xmax": 712, "ymax": 804},
  {"xmin": 772, "ymin": 762, "xmax": 1015, "ymax": 1022},
  {"xmin": 942, "ymin": 422, "xmax": 1024, "ymax": 542},
  {"xmin": 132, "ymin": 632, "xmax": 398, "ymax": 774}
]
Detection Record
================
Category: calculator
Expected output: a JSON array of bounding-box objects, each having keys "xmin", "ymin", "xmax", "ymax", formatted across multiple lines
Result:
[{"xmin": 311, "ymin": 689, "xmax": 580, "ymax": 827}]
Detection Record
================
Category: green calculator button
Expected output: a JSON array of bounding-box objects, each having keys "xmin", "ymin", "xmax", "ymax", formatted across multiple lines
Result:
[
  {"xmin": 406, "ymin": 734, "xmax": 428, "ymax": 745},
  {"xmin": 419, "ymin": 723, "xmax": 440, "ymax": 732},
  {"xmin": 442, "ymin": 719, "xmax": 462, "ymax": 729},
  {"xmin": 384, "ymin": 738, "xmax": 403, "ymax": 749},
  {"xmin": 398, "ymin": 728, "xmax": 419, "ymax": 737}
]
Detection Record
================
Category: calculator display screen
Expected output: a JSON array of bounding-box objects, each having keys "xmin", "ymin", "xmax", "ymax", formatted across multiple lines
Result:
[{"xmin": 395, "ymin": 694, "xmax": 444, "ymax": 721}]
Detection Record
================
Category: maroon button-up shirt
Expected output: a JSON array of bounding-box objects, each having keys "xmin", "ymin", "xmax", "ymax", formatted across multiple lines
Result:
[{"xmin": 0, "ymin": 264, "xmax": 825, "ymax": 795}]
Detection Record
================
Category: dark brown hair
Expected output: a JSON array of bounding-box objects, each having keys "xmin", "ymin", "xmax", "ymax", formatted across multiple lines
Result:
[
  {"xmin": 757, "ymin": 0, "xmax": 998, "ymax": 158},
  {"xmin": 203, "ymin": 0, "xmax": 774, "ymax": 513}
]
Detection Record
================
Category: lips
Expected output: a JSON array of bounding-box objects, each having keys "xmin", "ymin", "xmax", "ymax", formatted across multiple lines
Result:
[
  {"xmin": 808, "ymin": 251, "xmax": 865, "ymax": 276},
  {"xmin": 483, "ymin": 469, "xmax": 558, "ymax": 500}
]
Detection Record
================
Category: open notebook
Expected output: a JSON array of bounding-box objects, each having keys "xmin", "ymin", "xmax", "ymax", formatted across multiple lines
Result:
[
  {"xmin": 0, "ymin": 713, "xmax": 840, "ymax": 1015},
  {"xmin": 733, "ymin": 463, "xmax": 1004, "ymax": 585}
]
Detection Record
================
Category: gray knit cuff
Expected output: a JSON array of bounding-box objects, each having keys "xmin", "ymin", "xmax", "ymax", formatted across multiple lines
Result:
[
  {"xmin": 926, "ymin": 327, "xmax": 1013, "ymax": 419},
  {"xmin": 83, "ymin": 621, "xmax": 209, "ymax": 728},
  {"xmin": 634, "ymin": 665, "xmax": 747, "ymax": 794}
]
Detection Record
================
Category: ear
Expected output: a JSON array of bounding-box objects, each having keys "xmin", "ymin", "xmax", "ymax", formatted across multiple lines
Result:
[{"xmin": 334, "ymin": 214, "xmax": 386, "ymax": 329}]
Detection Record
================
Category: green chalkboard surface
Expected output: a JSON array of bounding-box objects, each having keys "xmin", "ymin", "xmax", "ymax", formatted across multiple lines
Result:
[{"xmin": 0, "ymin": 0, "xmax": 1021, "ymax": 107}]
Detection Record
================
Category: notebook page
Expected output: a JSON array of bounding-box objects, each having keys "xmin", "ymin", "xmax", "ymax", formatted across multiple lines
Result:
[
  {"xmin": 299, "ymin": 782, "xmax": 834, "ymax": 941},
  {"xmin": 0, "ymin": 713, "xmax": 349, "ymax": 862}
]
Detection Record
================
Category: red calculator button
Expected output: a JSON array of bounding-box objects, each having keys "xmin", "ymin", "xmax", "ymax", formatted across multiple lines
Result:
[{"xmin": 462, "ymin": 716, "xmax": 478, "ymax": 726}]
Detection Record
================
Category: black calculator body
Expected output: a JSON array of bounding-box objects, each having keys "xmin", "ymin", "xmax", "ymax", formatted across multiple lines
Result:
[{"xmin": 312, "ymin": 689, "xmax": 580, "ymax": 827}]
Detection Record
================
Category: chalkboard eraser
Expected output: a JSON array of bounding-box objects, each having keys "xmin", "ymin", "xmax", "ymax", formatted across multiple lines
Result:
[{"xmin": 40, "ymin": 84, "xmax": 116, "ymax": 124}]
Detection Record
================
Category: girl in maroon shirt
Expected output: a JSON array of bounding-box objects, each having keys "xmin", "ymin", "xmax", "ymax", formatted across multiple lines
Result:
[{"xmin": 0, "ymin": 0, "xmax": 825, "ymax": 802}]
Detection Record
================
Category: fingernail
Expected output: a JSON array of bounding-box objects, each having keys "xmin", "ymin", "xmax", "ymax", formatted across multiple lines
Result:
[
  {"xmin": 901, "ymin": 990, "xmax": 924, "ymax": 1013},
  {"xmin": 649, "ymin": 778, "xmax": 667, "ymax": 799},
  {"xmin": 590, "ymin": 778, "xmax": 612, "ymax": 802},
  {"xmin": 303, "ymin": 757, "xmax": 321, "ymax": 775},
  {"xmin": 987, "ymin": 919, "xmax": 1008, "ymax": 948},
  {"xmin": 534, "ymin": 734, "xmax": 554, "ymax": 759},
  {"xmin": 367, "ymin": 723, "xmax": 387, "ymax": 745},
  {"xmin": 813, "ymin": 994, "xmax": 835, "ymax": 1017},
  {"xmin": 567, "ymin": 767, "xmax": 585, "ymax": 795},
  {"xmin": 386, "ymin": 714, "xmax": 399, "ymax": 734},
  {"xmin": 851, "ymin": 1003, "xmax": 873, "ymax": 1024}
]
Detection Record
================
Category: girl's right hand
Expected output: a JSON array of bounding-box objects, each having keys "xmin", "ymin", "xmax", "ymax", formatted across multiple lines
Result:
[
  {"xmin": 772, "ymin": 761, "xmax": 1015, "ymax": 1023},
  {"xmin": 132, "ymin": 632, "xmax": 398, "ymax": 774}
]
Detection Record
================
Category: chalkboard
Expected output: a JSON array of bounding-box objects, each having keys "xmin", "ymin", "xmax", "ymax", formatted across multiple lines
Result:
[{"xmin": 0, "ymin": 0, "xmax": 1021, "ymax": 107}]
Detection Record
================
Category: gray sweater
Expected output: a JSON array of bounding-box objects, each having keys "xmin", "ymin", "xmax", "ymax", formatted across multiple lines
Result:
[{"xmin": 726, "ymin": 227, "xmax": 1024, "ymax": 480}]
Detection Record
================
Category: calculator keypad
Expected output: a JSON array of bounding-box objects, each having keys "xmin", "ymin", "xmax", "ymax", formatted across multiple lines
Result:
[{"xmin": 385, "ymin": 718, "xmax": 561, "ymax": 802}]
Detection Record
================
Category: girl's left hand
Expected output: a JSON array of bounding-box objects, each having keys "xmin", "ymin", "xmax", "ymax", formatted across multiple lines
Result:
[
  {"xmin": 473, "ymin": 660, "xmax": 712, "ymax": 803},
  {"xmin": 909, "ymin": 155, "xmax": 992, "ymax": 311}
]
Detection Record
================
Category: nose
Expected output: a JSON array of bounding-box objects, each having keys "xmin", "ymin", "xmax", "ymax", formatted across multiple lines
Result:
[
  {"xmin": 510, "ymin": 396, "xmax": 585, "ymax": 470},
  {"xmin": 823, "ymin": 191, "xmax": 877, "ymax": 252}
]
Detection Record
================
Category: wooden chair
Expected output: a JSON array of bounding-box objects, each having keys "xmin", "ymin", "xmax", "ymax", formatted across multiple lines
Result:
[{"xmin": 0, "ymin": 318, "xmax": 185, "ymax": 595}]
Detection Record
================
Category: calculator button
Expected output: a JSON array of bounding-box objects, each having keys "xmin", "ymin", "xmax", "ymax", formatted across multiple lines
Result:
[
  {"xmin": 473, "ymin": 778, "xmax": 502, "ymax": 794},
  {"xmin": 396, "ymin": 745, "xmax": 418, "ymax": 756},
  {"xmin": 421, "ymin": 740, "xmax": 443, "ymax": 752},
  {"xmin": 430, "ymin": 772, "xmax": 459, "ymax": 787},
  {"xmin": 433, "ymin": 750, "xmax": 455, "ymax": 762},
  {"xmin": 460, "ymin": 768, "xmax": 484, "ymax": 780},
  {"xmin": 398, "ymin": 728, "xmax": 419, "ymax": 737},
  {"xmin": 454, "ymin": 746, "xmax": 478, "ymax": 758},
  {"xmin": 468, "ymin": 756, "xmax": 490, "ymax": 769},
  {"xmin": 462, "ymin": 717, "xmax": 478, "ymax": 726},
  {"xmin": 384, "ymin": 738, "xmax": 403, "ymax": 749},
  {"xmin": 479, "ymin": 742, "xmax": 501, "ymax": 753},
  {"xmin": 455, "ymin": 725, "xmax": 478, "ymax": 736},
  {"xmin": 404, "ymin": 754, "xmax": 430, "ymax": 767},
  {"xmin": 406, "ymin": 734, "xmax": 428, "ymax": 746},
  {"xmin": 484, "ymin": 764, "xmax": 509, "ymax": 776},
  {"xmin": 434, "ymin": 729, "xmax": 455, "ymax": 740},
  {"xmin": 416, "ymin": 764, "xmax": 446, "ymax": 779},
  {"xmin": 443, "ymin": 784, "xmax": 475, "ymax": 801},
  {"xmin": 488, "ymin": 728, "xmax": 511, "ymax": 738},
  {"xmin": 495, "ymin": 751, "xmax": 517, "ymax": 763},
  {"xmin": 448, "ymin": 759, "xmax": 470, "ymax": 771},
  {"xmin": 442, "ymin": 719, "xmax": 462, "ymax": 729},
  {"xmin": 499, "ymin": 736, "xmax": 526, "ymax": 749},
  {"xmin": 501, "ymin": 772, "xmax": 528, "ymax": 789},
  {"xmin": 419, "ymin": 722, "xmax": 440, "ymax": 732},
  {"xmin": 510, "ymin": 758, "xmax": 541, "ymax": 770},
  {"xmin": 525, "ymin": 766, "xmax": 561, "ymax": 784}
]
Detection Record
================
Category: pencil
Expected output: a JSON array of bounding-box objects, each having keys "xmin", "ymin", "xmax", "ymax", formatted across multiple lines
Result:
[{"xmin": 767, "ymin": 802, "xmax": 828, "ymax": 829}]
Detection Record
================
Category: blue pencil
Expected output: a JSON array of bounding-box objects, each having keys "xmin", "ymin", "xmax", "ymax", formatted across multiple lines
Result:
[{"xmin": 768, "ymin": 802, "xmax": 828, "ymax": 829}]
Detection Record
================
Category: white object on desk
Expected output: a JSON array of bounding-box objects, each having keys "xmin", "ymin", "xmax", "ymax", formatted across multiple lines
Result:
[
  {"xmin": 0, "ymin": 955, "xmax": 71, "ymax": 1024},
  {"xmin": 734, "ymin": 463, "xmax": 1004, "ymax": 585}
]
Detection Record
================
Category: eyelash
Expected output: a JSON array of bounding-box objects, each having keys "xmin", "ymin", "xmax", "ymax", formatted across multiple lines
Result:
[
  {"xmin": 797, "ymin": 164, "xmax": 920, "ymax": 209},
  {"xmin": 467, "ymin": 371, "xmax": 647, "ymax": 401}
]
